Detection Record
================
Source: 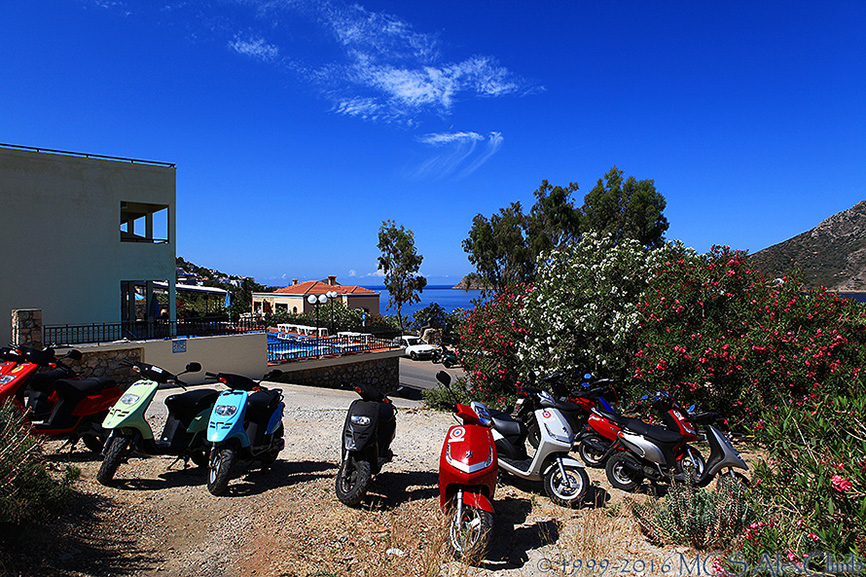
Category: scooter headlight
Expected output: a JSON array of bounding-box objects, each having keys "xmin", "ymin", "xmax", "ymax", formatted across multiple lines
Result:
[
  {"xmin": 214, "ymin": 405, "xmax": 238, "ymax": 417},
  {"xmin": 120, "ymin": 393, "xmax": 140, "ymax": 405},
  {"xmin": 350, "ymin": 415, "xmax": 371, "ymax": 426},
  {"xmin": 544, "ymin": 421, "xmax": 572, "ymax": 444}
]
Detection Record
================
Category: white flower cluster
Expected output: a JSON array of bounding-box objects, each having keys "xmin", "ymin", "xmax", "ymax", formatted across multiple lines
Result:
[{"xmin": 518, "ymin": 233, "xmax": 681, "ymax": 376}]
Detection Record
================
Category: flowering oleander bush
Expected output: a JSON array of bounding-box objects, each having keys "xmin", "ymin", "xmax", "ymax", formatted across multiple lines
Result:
[
  {"xmin": 518, "ymin": 233, "xmax": 676, "ymax": 382},
  {"xmin": 744, "ymin": 388, "xmax": 866, "ymax": 564},
  {"xmin": 630, "ymin": 244, "xmax": 866, "ymax": 425},
  {"xmin": 455, "ymin": 285, "xmax": 532, "ymax": 408},
  {"xmin": 457, "ymin": 232, "xmax": 866, "ymax": 564}
]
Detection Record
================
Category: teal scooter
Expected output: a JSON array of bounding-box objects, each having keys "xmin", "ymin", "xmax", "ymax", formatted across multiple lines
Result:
[
  {"xmin": 204, "ymin": 370, "xmax": 285, "ymax": 495},
  {"xmin": 97, "ymin": 361, "xmax": 217, "ymax": 485}
]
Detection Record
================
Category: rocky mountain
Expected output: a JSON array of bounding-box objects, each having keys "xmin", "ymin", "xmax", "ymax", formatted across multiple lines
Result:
[{"xmin": 749, "ymin": 201, "xmax": 866, "ymax": 290}]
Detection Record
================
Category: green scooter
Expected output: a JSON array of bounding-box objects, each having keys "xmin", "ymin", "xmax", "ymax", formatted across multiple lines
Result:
[{"xmin": 96, "ymin": 360, "xmax": 217, "ymax": 485}]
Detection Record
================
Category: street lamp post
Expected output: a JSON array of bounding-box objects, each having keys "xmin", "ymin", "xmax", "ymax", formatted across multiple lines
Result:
[
  {"xmin": 326, "ymin": 290, "xmax": 338, "ymax": 335},
  {"xmin": 307, "ymin": 293, "xmax": 329, "ymax": 357}
]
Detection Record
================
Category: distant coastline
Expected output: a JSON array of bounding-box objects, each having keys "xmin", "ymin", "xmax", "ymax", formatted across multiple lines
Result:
[{"xmin": 361, "ymin": 285, "xmax": 483, "ymax": 316}]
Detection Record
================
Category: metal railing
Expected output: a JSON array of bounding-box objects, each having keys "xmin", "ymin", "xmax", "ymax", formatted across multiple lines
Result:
[{"xmin": 44, "ymin": 318, "xmax": 267, "ymax": 346}]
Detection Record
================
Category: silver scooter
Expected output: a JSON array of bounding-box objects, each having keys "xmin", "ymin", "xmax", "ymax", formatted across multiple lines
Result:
[
  {"xmin": 482, "ymin": 385, "xmax": 589, "ymax": 507},
  {"xmin": 605, "ymin": 418, "xmax": 748, "ymax": 492}
]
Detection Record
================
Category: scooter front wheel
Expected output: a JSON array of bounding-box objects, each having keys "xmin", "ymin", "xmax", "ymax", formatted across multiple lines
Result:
[
  {"xmin": 335, "ymin": 455, "xmax": 371, "ymax": 506},
  {"xmin": 207, "ymin": 447, "xmax": 236, "ymax": 496},
  {"xmin": 544, "ymin": 463, "xmax": 589, "ymax": 507},
  {"xmin": 96, "ymin": 434, "xmax": 129, "ymax": 485},
  {"xmin": 449, "ymin": 504, "xmax": 493, "ymax": 561}
]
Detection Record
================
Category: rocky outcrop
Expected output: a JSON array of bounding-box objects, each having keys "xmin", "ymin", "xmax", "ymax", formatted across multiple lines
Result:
[{"xmin": 749, "ymin": 201, "xmax": 866, "ymax": 290}]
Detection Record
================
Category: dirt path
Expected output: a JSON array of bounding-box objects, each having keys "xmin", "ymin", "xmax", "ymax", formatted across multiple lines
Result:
[{"xmin": 5, "ymin": 382, "xmax": 716, "ymax": 577}]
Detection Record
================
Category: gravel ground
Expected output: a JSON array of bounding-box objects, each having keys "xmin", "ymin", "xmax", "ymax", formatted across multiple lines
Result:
[{"xmin": 1, "ymin": 380, "xmax": 746, "ymax": 577}]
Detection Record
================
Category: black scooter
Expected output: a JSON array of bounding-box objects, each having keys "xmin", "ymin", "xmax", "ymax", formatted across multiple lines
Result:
[{"xmin": 335, "ymin": 383, "xmax": 396, "ymax": 506}]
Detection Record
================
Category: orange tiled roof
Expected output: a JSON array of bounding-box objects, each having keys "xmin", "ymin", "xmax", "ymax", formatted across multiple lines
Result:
[{"xmin": 271, "ymin": 280, "xmax": 377, "ymax": 296}]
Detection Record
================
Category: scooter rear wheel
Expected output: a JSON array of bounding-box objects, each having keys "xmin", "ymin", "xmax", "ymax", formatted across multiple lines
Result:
[
  {"xmin": 449, "ymin": 504, "xmax": 493, "ymax": 561},
  {"xmin": 605, "ymin": 453, "xmax": 643, "ymax": 492},
  {"xmin": 96, "ymin": 435, "xmax": 129, "ymax": 485},
  {"xmin": 83, "ymin": 434, "xmax": 106, "ymax": 454},
  {"xmin": 335, "ymin": 455, "xmax": 371, "ymax": 506},
  {"xmin": 578, "ymin": 435, "xmax": 608, "ymax": 468},
  {"xmin": 207, "ymin": 447, "xmax": 236, "ymax": 496},
  {"xmin": 189, "ymin": 450, "xmax": 209, "ymax": 468},
  {"xmin": 544, "ymin": 463, "xmax": 589, "ymax": 507},
  {"xmin": 260, "ymin": 424, "xmax": 284, "ymax": 466}
]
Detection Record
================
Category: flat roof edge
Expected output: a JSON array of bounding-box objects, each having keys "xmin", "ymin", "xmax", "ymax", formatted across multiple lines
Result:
[{"xmin": 0, "ymin": 143, "xmax": 175, "ymax": 168}]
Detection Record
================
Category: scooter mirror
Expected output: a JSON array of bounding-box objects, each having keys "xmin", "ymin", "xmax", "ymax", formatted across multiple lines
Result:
[
  {"xmin": 688, "ymin": 404, "xmax": 696, "ymax": 413},
  {"xmin": 641, "ymin": 394, "xmax": 648, "ymax": 400},
  {"xmin": 436, "ymin": 371, "xmax": 451, "ymax": 386},
  {"xmin": 66, "ymin": 349, "xmax": 83, "ymax": 361},
  {"xmin": 185, "ymin": 362, "xmax": 202, "ymax": 373}
]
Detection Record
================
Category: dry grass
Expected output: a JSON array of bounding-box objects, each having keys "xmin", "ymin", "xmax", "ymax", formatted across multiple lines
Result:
[{"xmin": 536, "ymin": 501, "xmax": 683, "ymax": 576}]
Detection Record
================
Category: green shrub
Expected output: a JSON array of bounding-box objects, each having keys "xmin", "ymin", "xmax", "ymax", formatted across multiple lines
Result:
[
  {"xmin": 0, "ymin": 399, "xmax": 76, "ymax": 526},
  {"xmin": 747, "ymin": 388, "xmax": 866, "ymax": 562},
  {"xmin": 633, "ymin": 476, "xmax": 753, "ymax": 550}
]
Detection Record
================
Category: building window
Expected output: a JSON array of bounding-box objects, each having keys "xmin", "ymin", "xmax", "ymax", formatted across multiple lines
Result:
[{"xmin": 120, "ymin": 201, "xmax": 169, "ymax": 243}]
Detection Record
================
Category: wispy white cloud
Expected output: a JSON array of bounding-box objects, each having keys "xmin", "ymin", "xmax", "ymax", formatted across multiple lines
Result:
[
  {"xmin": 418, "ymin": 131, "xmax": 485, "ymax": 146},
  {"xmin": 229, "ymin": 33, "xmax": 280, "ymax": 62},
  {"xmin": 241, "ymin": 0, "xmax": 536, "ymax": 123},
  {"xmin": 87, "ymin": 0, "xmax": 532, "ymax": 176},
  {"xmin": 411, "ymin": 131, "xmax": 504, "ymax": 179}
]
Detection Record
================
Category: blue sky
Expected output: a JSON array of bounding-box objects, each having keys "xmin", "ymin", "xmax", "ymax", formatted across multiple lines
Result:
[{"xmin": 2, "ymin": 1, "xmax": 865, "ymax": 287}]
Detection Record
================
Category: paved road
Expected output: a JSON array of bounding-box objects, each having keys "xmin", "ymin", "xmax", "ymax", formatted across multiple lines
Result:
[{"xmin": 398, "ymin": 357, "xmax": 464, "ymax": 391}]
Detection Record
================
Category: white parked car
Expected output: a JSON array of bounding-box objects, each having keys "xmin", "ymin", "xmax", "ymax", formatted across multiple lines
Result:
[{"xmin": 394, "ymin": 336, "xmax": 438, "ymax": 360}]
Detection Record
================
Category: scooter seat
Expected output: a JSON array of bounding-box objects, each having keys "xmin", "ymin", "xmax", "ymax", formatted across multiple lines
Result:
[
  {"xmin": 245, "ymin": 389, "xmax": 280, "ymax": 423},
  {"xmin": 595, "ymin": 408, "xmax": 686, "ymax": 444},
  {"xmin": 52, "ymin": 377, "xmax": 116, "ymax": 401},
  {"xmin": 623, "ymin": 419, "xmax": 686, "ymax": 444},
  {"xmin": 488, "ymin": 409, "xmax": 523, "ymax": 438},
  {"xmin": 29, "ymin": 368, "xmax": 75, "ymax": 392},
  {"xmin": 165, "ymin": 388, "xmax": 220, "ymax": 416}
]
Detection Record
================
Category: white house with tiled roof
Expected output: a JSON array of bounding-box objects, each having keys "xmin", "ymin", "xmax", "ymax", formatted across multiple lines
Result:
[{"xmin": 252, "ymin": 275, "xmax": 379, "ymax": 315}]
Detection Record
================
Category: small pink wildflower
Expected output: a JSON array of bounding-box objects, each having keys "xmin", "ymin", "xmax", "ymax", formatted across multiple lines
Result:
[{"xmin": 831, "ymin": 474, "xmax": 852, "ymax": 492}]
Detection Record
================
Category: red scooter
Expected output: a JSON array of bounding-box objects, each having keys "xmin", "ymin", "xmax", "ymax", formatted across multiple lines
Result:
[
  {"xmin": 0, "ymin": 345, "xmax": 79, "ymax": 409},
  {"xmin": 580, "ymin": 391, "xmax": 710, "ymax": 477},
  {"xmin": 436, "ymin": 371, "xmax": 498, "ymax": 559},
  {"xmin": 0, "ymin": 345, "xmax": 121, "ymax": 452}
]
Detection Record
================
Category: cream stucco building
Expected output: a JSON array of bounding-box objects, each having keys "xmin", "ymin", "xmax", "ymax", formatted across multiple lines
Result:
[
  {"xmin": 252, "ymin": 276, "xmax": 379, "ymax": 316},
  {"xmin": 0, "ymin": 144, "xmax": 177, "ymax": 346}
]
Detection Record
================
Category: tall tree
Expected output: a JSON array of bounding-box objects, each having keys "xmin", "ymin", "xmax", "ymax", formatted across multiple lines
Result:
[
  {"xmin": 463, "ymin": 202, "xmax": 533, "ymax": 292},
  {"xmin": 463, "ymin": 180, "xmax": 581, "ymax": 291},
  {"xmin": 377, "ymin": 220, "xmax": 427, "ymax": 333},
  {"xmin": 581, "ymin": 166, "xmax": 669, "ymax": 249}
]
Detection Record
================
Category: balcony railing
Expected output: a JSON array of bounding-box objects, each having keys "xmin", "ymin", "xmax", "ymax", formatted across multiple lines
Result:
[{"xmin": 43, "ymin": 318, "xmax": 267, "ymax": 346}]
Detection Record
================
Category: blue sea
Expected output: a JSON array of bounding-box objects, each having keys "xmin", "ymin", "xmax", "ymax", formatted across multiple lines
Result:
[{"xmin": 363, "ymin": 285, "xmax": 484, "ymax": 319}]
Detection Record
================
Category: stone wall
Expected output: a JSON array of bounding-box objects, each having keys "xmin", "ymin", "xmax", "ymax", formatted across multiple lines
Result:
[
  {"xmin": 270, "ymin": 354, "xmax": 400, "ymax": 394},
  {"xmin": 11, "ymin": 308, "xmax": 43, "ymax": 349},
  {"xmin": 62, "ymin": 346, "xmax": 143, "ymax": 383}
]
